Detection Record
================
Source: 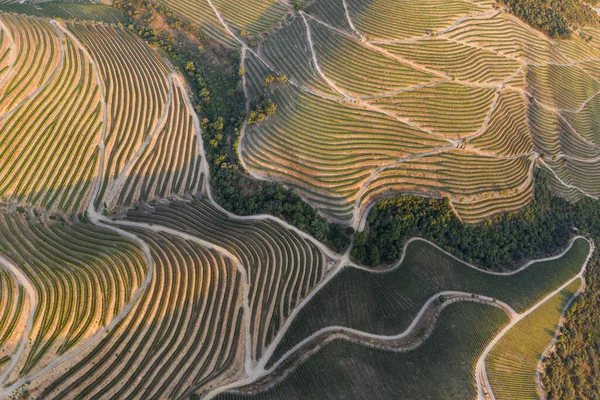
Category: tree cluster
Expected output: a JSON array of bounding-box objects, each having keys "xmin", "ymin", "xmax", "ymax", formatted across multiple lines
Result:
[
  {"xmin": 264, "ymin": 74, "xmax": 288, "ymax": 85},
  {"xmin": 247, "ymin": 96, "xmax": 277, "ymax": 125},
  {"xmin": 350, "ymin": 169, "xmax": 600, "ymax": 396},
  {"xmin": 499, "ymin": 0, "xmax": 598, "ymax": 39}
]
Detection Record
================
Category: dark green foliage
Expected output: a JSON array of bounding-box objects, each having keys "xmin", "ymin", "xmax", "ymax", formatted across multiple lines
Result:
[
  {"xmin": 112, "ymin": 0, "xmax": 351, "ymax": 251},
  {"xmin": 352, "ymin": 171, "xmax": 579, "ymax": 271},
  {"xmin": 294, "ymin": 1, "xmax": 302, "ymax": 11},
  {"xmin": 499, "ymin": 0, "xmax": 598, "ymax": 38},
  {"xmin": 351, "ymin": 169, "xmax": 600, "ymax": 396},
  {"xmin": 247, "ymin": 96, "xmax": 277, "ymax": 125}
]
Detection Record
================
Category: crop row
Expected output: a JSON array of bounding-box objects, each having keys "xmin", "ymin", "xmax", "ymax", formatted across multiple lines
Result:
[
  {"xmin": 41, "ymin": 229, "xmax": 243, "ymax": 399},
  {"xmin": 268, "ymin": 237, "xmax": 589, "ymax": 367},
  {"xmin": 369, "ymin": 82, "xmax": 496, "ymax": 139},
  {"xmin": 486, "ymin": 279, "xmax": 582, "ymax": 399},
  {"xmin": 527, "ymin": 64, "xmax": 600, "ymax": 112},
  {"xmin": 212, "ymin": 0, "xmax": 288, "ymax": 36},
  {"xmin": 115, "ymin": 82, "xmax": 202, "ymax": 207},
  {"xmin": 0, "ymin": 264, "xmax": 25, "ymax": 373},
  {"xmin": 444, "ymin": 12, "xmax": 573, "ymax": 64},
  {"xmin": 545, "ymin": 157, "xmax": 600, "ymax": 199},
  {"xmin": 244, "ymin": 52, "xmax": 447, "ymax": 222},
  {"xmin": 0, "ymin": 15, "xmax": 102, "ymax": 213},
  {"xmin": 378, "ymin": 39, "xmax": 521, "ymax": 85},
  {"xmin": 345, "ymin": 0, "xmax": 489, "ymax": 40},
  {"xmin": 67, "ymin": 22, "xmax": 172, "ymax": 209},
  {"xmin": 126, "ymin": 197, "xmax": 328, "ymax": 362},
  {"xmin": 218, "ymin": 302, "xmax": 509, "ymax": 399},
  {"xmin": 0, "ymin": 4, "xmax": 128, "ymax": 24},
  {"xmin": 259, "ymin": 17, "xmax": 340, "ymax": 97},
  {"xmin": 156, "ymin": 0, "xmax": 287, "ymax": 46},
  {"xmin": 359, "ymin": 150, "xmax": 534, "ymax": 223},
  {"xmin": 0, "ymin": 14, "xmax": 60, "ymax": 115},
  {"xmin": 468, "ymin": 91, "xmax": 533, "ymax": 157},
  {"xmin": 309, "ymin": 21, "xmax": 438, "ymax": 97},
  {"xmin": 158, "ymin": 0, "xmax": 238, "ymax": 47},
  {"xmin": 0, "ymin": 213, "xmax": 146, "ymax": 379}
]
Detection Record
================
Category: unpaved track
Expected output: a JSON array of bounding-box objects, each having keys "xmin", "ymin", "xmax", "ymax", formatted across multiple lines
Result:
[
  {"xmin": 0, "ymin": 20, "xmax": 65, "ymax": 124},
  {"xmin": 102, "ymin": 217, "xmax": 255, "ymax": 375},
  {"xmin": 0, "ymin": 22, "xmax": 155, "ymax": 398},
  {"xmin": 104, "ymin": 73, "xmax": 177, "ymax": 207},
  {"xmin": 233, "ymin": 2, "xmax": 600, "ymax": 226},
  {"xmin": 203, "ymin": 291, "xmax": 515, "ymax": 400},
  {"xmin": 539, "ymin": 159, "xmax": 599, "ymax": 200}
]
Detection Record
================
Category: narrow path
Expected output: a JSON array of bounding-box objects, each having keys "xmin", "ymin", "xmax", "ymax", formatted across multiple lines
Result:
[
  {"xmin": 475, "ymin": 239, "xmax": 594, "ymax": 400},
  {"xmin": 351, "ymin": 144, "xmax": 457, "ymax": 229},
  {"xmin": 0, "ymin": 217, "xmax": 156, "ymax": 398},
  {"xmin": 0, "ymin": 254, "xmax": 38, "ymax": 386},
  {"xmin": 54, "ymin": 21, "xmax": 109, "ymax": 207},
  {"xmin": 301, "ymin": 11, "xmax": 455, "ymax": 144},
  {"xmin": 0, "ymin": 20, "xmax": 65, "ymax": 124},
  {"xmin": 550, "ymin": 153, "xmax": 600, "ymax": 164},
  {"xmin": 368, "ymin": 9, "xmax": 504, "ymax": 45},
  {"xmin": 1, "ymin": 3, "xmax": 597, "ymax": 398},
  {"xmin": 300, "ymin": 12, "xmax": 353, "ymax": 101},
  {"xmin": 341, "ymin": 0, "xmax": 365, "ymax": 41},
  {"xmin": 102, "ymin": 217, "xmax": 255, "ymax": 375},
  {"xmin": 0, "ymin": 16, "xmax": 17, "ymax": 92},
  {"xmin": 535, "ymin": 277, "xmax": 584, "ymax": 398},
  {"xmin": 463, "ymin": 64, "xmax": 526, "ymax": 142},
  {"xmin": 104, "ymin": 73, "xmax": 176, "ymax": 207},
  {"xmin": 266, "ymin": 291, "xmax": 516, "ymax": 372},
  {"xmin": 235, "ymin": 46, "xmax": 261, "ymax": 184},
  {"xmin": 350, "ymin": 235, "xmax": 586, "ymax": 276},
  {"xmin": 0, "ymin": 21, "xmax": 158, "ymax": 399}
]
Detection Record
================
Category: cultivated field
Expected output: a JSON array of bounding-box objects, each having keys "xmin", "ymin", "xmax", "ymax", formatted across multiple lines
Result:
[
  {"xmin": 218, "ymin": 302, "xmax": 510, "ymax": 399},
  {"xmin": 185, "ymin": 0, "xmax": 600, "ymax": 227},
  {"xmin": 125, "ymin": 197, "xmax": 331, "ymax": 362},
  {"xmin": 484, "ymin": 279, "xmax": 583, "ymax": 399},
  {"xmin": 0, "ymin": 14, "xmax": 203, "ymax": 214},
  {"xmin": 265, "ymin": 237, "xmax": 590, "ymax": 368},
  {"xmin": 0, "ymin": 1, "xmax": 598, "ymax": 399}
]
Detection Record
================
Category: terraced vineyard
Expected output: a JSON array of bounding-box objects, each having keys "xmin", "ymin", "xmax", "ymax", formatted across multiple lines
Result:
[
  {"xmin": 125, "ymin": 197, "xmax": 332, "ymax": 362},
  {"xmin": 0, "ymin": 1, "xmax": 598, "ymax": 399},
  {"xmin": 0, "ymin": 212, "xmax": 147, "ymax": 382},
  {"xmin": 183, "ymin": 0, "xmax": 600, "ymax": 227},
  {"xmin": 40, "ymin": 229, "xmax": 245, "ymax": 399},
  {"xmin": 0, "ymin": 4, "xmax": 127, "ymax": 24},
  {"xmin": 0, "ymin": 13, "xmax": 203, "ymax": 214}
]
